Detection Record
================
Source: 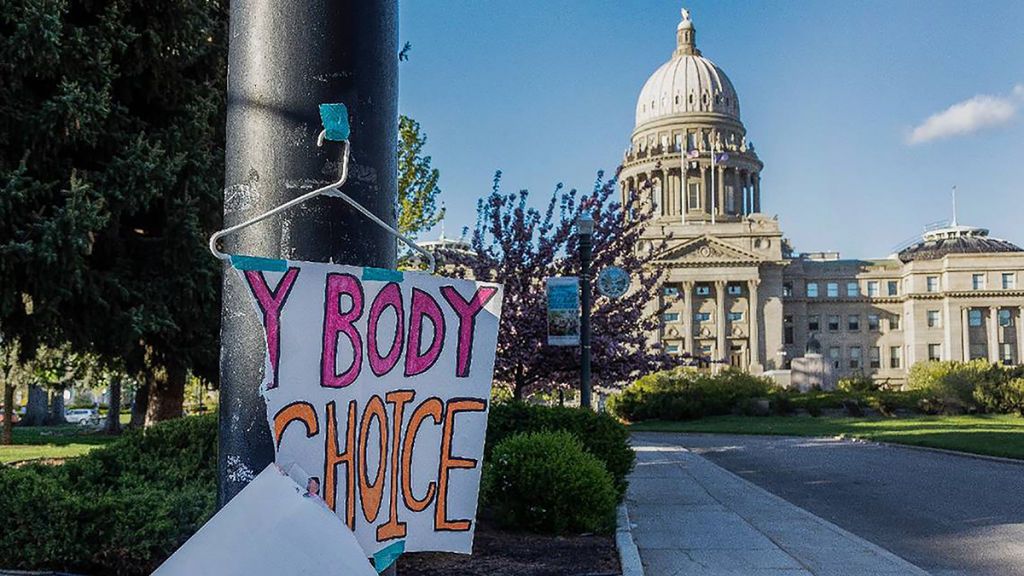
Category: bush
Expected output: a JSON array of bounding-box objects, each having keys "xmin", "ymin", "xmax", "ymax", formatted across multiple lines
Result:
[
  {"xmin": 608, "ymin": 368, "xmax": 774, "ymax": 422},
  {"xmin": 482, "ymin": 431, "xmax": 617, "ymax": 535},
  {"xmin": 487, "ymin": 402, "xmax": 633, "ymax": 498},
  {"xmin": 974, "ymin": 377, "xmax": 1024, "ymax": 416},
  {"xmin": 908, "ymin": 360, "xmax": 1002, "ymax": 413},
  {"xmin": 0, "ymin": 414, "xmax": 217, "ymax": 575},
  {"xmin": 837, "ymin": 375, "xmax": 880, "ymax": 394}
]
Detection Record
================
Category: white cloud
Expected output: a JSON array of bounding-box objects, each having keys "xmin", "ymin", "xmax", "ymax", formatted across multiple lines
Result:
[{"xmin": 907, "ymin": 87, "xmax": 1020, "ymax": 145}]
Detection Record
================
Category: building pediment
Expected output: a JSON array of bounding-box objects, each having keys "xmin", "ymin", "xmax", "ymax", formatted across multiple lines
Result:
[{"xmin": 653, "ymin": 235, "xmax": 764, "ymax": 266}]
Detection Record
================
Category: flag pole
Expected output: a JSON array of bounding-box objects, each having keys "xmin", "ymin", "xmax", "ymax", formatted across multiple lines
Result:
[
  {"xmin": 681, "ymin": 146, "xmax": 687, "ymax": 225},
  {"xmin": 710, "ymin": 146, "xmax": 717, "ymax": 226}
]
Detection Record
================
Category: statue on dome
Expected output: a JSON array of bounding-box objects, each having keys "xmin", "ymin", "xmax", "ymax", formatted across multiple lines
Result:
[{"xmin": 681, "ymin": 8, "xmax": 691, "ymax": 22}]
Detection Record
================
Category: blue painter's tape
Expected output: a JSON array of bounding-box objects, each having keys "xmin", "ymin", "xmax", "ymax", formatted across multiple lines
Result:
[
  {"xmin": 318, "ymin": 103, "xmax": 350, "ymax": 141},
  {"xmin": 362, "ymin": 267, "xmax": 404, "ymax": 283},
  {"xmin": 230, "ymin": 255, "xmax": 288, "ymax": 272},
  {"xmin": 373, "ymin": 540, "xmax": 404, "ymax": 573}
]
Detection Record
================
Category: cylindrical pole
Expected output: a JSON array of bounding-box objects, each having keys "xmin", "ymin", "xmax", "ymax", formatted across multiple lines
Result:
[
  {"xmin": 579, "ymin": 231, "xmax": 593, "ymax": 410},
  {"xmin": 218, "ymin": 0, "xmax": 398, "ymax": 506}
]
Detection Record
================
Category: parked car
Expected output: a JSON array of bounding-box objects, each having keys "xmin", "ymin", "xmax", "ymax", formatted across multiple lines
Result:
[
  {"xmin": 0, "ymin": 407, "xmax": 19, "ymax": 424},
  {"xmin": 65, "ymin": 408, "xmax": 100, "ymax": 426}
]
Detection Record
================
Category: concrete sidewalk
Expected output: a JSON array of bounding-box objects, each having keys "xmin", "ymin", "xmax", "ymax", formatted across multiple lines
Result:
[{"xmin": 626, "ymin": 434, "xmax": 930, "ymax": 576}]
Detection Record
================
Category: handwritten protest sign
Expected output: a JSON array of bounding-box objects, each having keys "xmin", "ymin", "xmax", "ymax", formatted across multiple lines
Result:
[{"xmin": 234, "ymin": 257, "xmax": 503, "ymax": 555}]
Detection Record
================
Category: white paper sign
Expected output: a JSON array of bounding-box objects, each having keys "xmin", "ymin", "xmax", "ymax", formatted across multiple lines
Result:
[
  {"xmin": 234, "ymin": 258, "xmax": 503, "ymax": 556},
  {"xmin": 154, "ymin": 465, "xmax": 377, "ymax": 576}
]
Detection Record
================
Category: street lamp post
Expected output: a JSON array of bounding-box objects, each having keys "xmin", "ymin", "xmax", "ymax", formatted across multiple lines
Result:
[{"xmin": 577, "ymin": 212, "xmax": 595, "ymax": 410}]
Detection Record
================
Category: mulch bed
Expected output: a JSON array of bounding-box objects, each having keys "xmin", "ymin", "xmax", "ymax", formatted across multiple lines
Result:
[{"xmin": 399, "ymin": 520, "xmax": 620, "ymax": 576}]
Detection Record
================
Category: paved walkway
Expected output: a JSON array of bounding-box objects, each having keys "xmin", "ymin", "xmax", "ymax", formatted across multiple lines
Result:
[{"xmin": 627, "ymin": 434, "xmax": 929, "ymax": 575}]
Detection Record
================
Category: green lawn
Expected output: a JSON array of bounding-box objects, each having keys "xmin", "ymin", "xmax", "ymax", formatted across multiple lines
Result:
[
  {"xmin": 0, "ymin": 423, "xmax": 122, "ymax": 464},
  {"xmin": 630, "ymin": 414, "xmax": 1024, "ymax": 460}
]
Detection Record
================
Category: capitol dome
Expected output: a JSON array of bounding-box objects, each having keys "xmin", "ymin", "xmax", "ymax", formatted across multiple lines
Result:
[
  {"xmin": 635, "ymin": 9, "xmax": 740, "ymax": 127},
  {"xmin": 897, "ymin": 224, "xmax": 1023, "ymax": 263}
]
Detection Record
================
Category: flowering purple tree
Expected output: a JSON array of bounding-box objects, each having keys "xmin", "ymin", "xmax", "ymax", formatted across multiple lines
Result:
[{"xmin": 458, "ymin": 170, "xmax": 673, "ymax": 400}]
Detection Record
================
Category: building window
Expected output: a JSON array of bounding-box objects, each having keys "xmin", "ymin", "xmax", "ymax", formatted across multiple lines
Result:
[
  {"xmin": 849, "ymin": 346, "xmax": 862, "ymax": 369},
  {"xmin": 890, "ymin": 314, "xmax": 901, "ymax": 330},
  {"xmin": 829, "ymin": 346, "xmax": 841, "ymax": 368},
  {"xmin": 969, "ymin": 343, "xmax": 987, "ymax": 360},
  {"xmin": 869, "ymin": 347, "xmax": 881, "ymax": 369},
  {"xmin": 783, "ymin": 282, "xmax": 793, "ymax": 297},
  {"xmin": 827, "ymin": 315, "xmax": 840, "ymax": 331},
  {"xmin": 867, "ymin": 281, "xmax": 879, "ymax": 297},
  {"xmin": 808, "ymin": 315, "xmax": 820, "ymax": 332},
  {"xmin": 784, "ymin": 315, "xmax": 794, "ymax": 344},
  {"xmin": 847, "ymin": 282, "xmax": 859, "ymax": 297},
  {"xmin": 695, "ymin": 312, "xmax": 711, "ymax": 322},
  {"xmin": 807, "ymin": 282, "xmax": 819, "ymax": 298},
  {"xmin": 972, "ymin": 274, "xmax": 986, "ymax": 290},
  {"xmin": 926, "ymin": 276, "xmax": 939, "ymax": 292},
  {"xmin": 890, "ymin": 346, "xmax": 902, "ymax": 369},
  {"xmin": 696, "ymin": 285, "xmax": 710, "ymax": 296},
  {"xmin": 928, "ymin": 344, "xmax": 942, "ymax": 362},
  {"xmin": 1002, "ymin": 343, "xmax": 1016, "ymax": 364},
  {"xmin": 848, "ymin": 315, "xmax": 860, "ymax": 331},
  {"xmin": 999, "ymin": 309, "xmax": 1013, "ymax": 327},
  {"xmin": 968, "ymin": 309, "xmax": 983, "ymax": 327},
  {"xmin": 926, "ymin": 310, "xmax": 941, "ymax": 328},
  {"xmin": 666, "ymin": 343, "xmax": 680, "ymax": 354},
  {"xmin": 663, "ymin": 286, "xmax": 680, "ymax": 297},
  {"xmin": 728, "ymin": 311, "xmax": 743, "ymax": 322},
  {"xmin": 867, "ymin": 314, "xmax": 880, "ymax": 331},
  {"xmin": 1003, "ymin": 273, "xmax": 1017, "ymax": 290},
  {"xmin": 663, "ymin": 312, "xmax": 680, "ymax": 322},
  {"xmin": 887, "ymin": 280, "xmax": 899, "ymax": 296},
  {"xmin": 727, "ymin": 284, "xmax": 742, "ymax": 296},
  {"xmin": 688, "ymin": 182, "xmax": 701, "ymax": 210},
  {"xmin": 827, "ymin": 283, "xmax": 839, "ymax": 298}
]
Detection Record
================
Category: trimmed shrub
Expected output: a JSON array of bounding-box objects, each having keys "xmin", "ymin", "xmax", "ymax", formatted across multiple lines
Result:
[
  {"xmin": 482, "ymin": 431, "xmax": 617, "ymax": 535},
  {"xmin": 837, "ymin": 375, "xmax": 880, "ymax": 394},
  {"xmin": 907, "ymin": 360, "xmax": 1001, "ymax": 413},
  {"xmin": 487, "ymin": 402, "xmax": 634, "ymax": 498},
  {"xmin": 0, "ymin": 414, "xmax": 217, "ymax": 575},
  {"xmin": 974, "ymin": 377, "xmax": 1024, "ymax": 416},
  {"xmin": 608, "ymin": 368, "xmax": 774, "ymax": 422}
]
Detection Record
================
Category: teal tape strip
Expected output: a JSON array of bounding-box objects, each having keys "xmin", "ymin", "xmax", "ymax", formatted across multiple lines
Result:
[
  {"xmin": 362, "ymin": 267, "xmax": 404, "ymax": 283},
  {"xmin": 318, "ymin": 103, "xmax": 350, "ymax": 141},
  {"xmin": 373, "ymin": 540, "xmax": 404, "ymax": 573},
  {"xmin": 230, "ymin": 255, "xmax": 288, "ymax": 272}
]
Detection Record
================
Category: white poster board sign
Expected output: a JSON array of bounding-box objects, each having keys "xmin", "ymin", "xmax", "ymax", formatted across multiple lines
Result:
[
  {"xmin": 235, "ymin": 257, "xmax": 503, "ymax": 556},
  {"xmin": 546, "ymin": 276, "xmax": 580, "ymax": 346}
]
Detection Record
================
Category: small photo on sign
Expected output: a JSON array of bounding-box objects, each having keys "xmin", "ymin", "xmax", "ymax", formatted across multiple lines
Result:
[{"xmin": 546, "ymin": 277, "xmax": 580, "ymax": 346}]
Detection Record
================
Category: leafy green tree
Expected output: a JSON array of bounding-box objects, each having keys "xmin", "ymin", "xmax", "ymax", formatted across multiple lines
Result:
[
  {"xmin": 0, "ymin": 0, "xmax": 227, "ymax": 424},
  {"xmin": 397, "ymin": 115, "xmax": 444, "ymax": 238}
]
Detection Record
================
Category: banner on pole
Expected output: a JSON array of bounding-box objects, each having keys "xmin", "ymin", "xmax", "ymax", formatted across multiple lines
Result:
[
  {"xmin": 234, "ymin": 258, "xmax": 503, "ymax": 556},
  {"xmin": 546, "ymin": 276, "xmax": 580, "ymax": 346}
]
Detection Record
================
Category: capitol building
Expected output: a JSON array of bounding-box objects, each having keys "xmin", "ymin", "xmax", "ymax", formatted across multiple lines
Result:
[{"xmin": 622, "ymin": 9, "xmax": 1024, "ymax": 384}]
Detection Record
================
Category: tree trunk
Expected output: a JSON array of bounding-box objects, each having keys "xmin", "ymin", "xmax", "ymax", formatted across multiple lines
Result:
[
  {"xmin": 146, "ymin": 363, "xmax": 186, "ymax": 426},
  {"xmin": 129, "ymin": 380, "xmax": 150, "ymax": 429},
  {"xmin": 105, "ymin": 378, "xmax": 122, "ymax": 434},
  {"xmin": 48, "ymin": 390, "xmax": 67, "ymax": 425},
  {"xmin": 24, "ymin": 385, "xmax": 48, "ymax": 426},
  {"xmin": 2, "ymin": 382, "xmax": 14, "ymax": 445}
]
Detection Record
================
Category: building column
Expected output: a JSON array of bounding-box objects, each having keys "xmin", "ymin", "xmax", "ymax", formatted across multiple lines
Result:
[
  {"xmin": 716, "ymin": 165, "xmax": 726, "ymax": 217},
  {"xmin": 1017, "ymin": 306, "xmax": 1024, "ymax": 365},
  {"xmin": 683, "ymin": 281, "xmax": 695, "ymax": 356},
  {"xmin": 961, "ymin": 307, "xmax": 970, "ymax": 361},
  {"xmin": 697, "ymin": 166, "xmax": 706, "ymax": 214},
  {"xmin": 753, "ymin": 173, "xmax": 761, "ymax": 213},
  {"xmin": 748, "ymin": 279, "xmax": 761, "ymax": 371},
  {"xmin": 715, "ymin": 280, "xmax": 727, "ymax": 369},
  {"xmin": 988, "ymin": 306, "xmax": 1000, "ymax": 363}
]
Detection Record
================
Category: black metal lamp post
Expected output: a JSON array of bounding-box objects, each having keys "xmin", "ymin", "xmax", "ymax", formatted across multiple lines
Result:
[{"xmin": 577, "ymin": 212, "xmax": 594, "ymax": 410}]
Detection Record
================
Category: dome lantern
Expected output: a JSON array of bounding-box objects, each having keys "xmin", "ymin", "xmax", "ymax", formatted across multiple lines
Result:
[{"xmin": 676, "ymin": 8, "xmax": 699, "ymax": 56}]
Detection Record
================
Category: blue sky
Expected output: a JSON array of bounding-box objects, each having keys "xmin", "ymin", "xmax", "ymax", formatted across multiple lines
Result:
[{"xmin": 398, "ymin": 1, "xmax": 1024, "ymax": 258}]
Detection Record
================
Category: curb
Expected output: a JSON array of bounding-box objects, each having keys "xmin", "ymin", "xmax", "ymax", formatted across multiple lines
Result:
[
  {"xmin": 615, "ymin": 504, "xmax": 644, "ymax": 576},
  {"xmin": 842, "ymin": 436, "xmax": 1024, "ymax": 466}
]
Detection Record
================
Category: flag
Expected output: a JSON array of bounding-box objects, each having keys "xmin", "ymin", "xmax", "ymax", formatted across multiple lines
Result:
[
  {"xmin": 715, "ymin": 152, "xmax": 729, "ymax": 163},
  {"xmin": 686, "ymin": 149, "xmax": 700, "ymax": 159}
]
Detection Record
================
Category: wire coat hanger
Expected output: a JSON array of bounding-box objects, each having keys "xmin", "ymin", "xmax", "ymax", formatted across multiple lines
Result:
[{"xmin": 208, "ymin": 103, "xmax": 436, "ymax": 274}]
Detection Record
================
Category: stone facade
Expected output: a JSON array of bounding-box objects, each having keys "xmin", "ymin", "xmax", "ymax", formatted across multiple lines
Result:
[{"xmin": 622, "ymin": 9, "xmax": 1024, "ymax": 383}]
